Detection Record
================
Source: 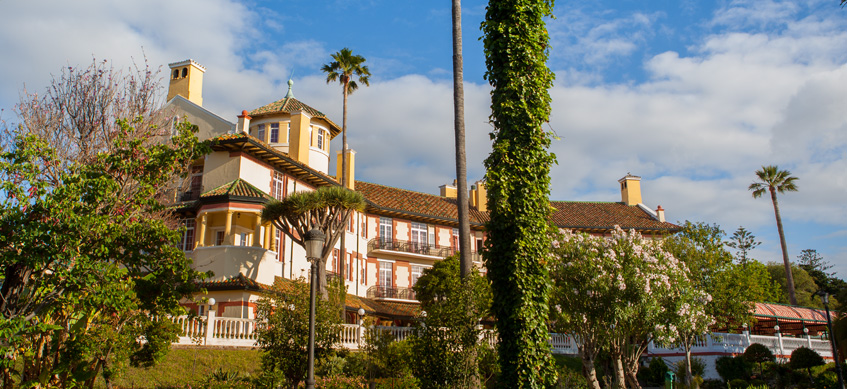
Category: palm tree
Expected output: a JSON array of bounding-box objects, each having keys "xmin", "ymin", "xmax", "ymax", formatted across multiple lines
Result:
[
  {"xmin": 451, "ymin": 0, "xmax": 472, "ymax": 279},
  {"xmin": 321, "ymin": 48, "xmax": 370, "ymax": 190},
  {"xmin": 749, "ymin": 165, "xmax": 799, "ymax": 305},
  {"xmin": 321, "ymin": 48, "xmax": 370, "ymax": 290},
  {"xmin": 261, "ymin": 186, "xmax": 366, "ymax": 300}
]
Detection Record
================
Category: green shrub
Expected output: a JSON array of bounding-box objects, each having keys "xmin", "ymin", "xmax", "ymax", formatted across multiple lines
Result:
[
  {"xmin": 341, "ymin": 352, "xmax": 368, "ymax": 378},
  {"xmin": 371, "ymin": 376, "xmax": 420, "ymax": 389},
  {"xmin": 715, "ymin": 355, "xmax": 749, "ymax": 382},
  {"xmin": 640, "ymin": 357, "xmax": 669, "ymax": 386},
  {"xmin": 728, "ymin": 378, "xmax": 748, "ymax": 388},
  {"xmin": 314, "ymin": 375, "xmax": 367, "ymax": 389},
  {"xmin": 699, "ymin": 378, "xmax": 725, "ymax": 389}
]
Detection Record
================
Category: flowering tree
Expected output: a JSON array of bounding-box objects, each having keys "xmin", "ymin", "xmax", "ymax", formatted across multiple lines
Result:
[
  {"xmin": 550, "ymin": 227, "xmax": 696, "ymax": 389},
  {"xmin": 0, "ymin": 59, "xmax": 209, "ymax": 388}
]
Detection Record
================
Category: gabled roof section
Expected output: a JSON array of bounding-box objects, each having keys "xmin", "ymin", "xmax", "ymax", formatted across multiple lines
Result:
[
  {"xmin": 249, "ymin": 96, "xmax": 341, "ymax": 136},
  {"xmin": 166, "ymin": 95, "xmax": 235, "ymax": 129},
  {"xmin": 355, "ymin": 181, "xmax": 488, "ymax": 227},
  {"xmin": 550, "ymin": 201, "xmax": 680, "ymax": 234},
  {"xmin": 201, "ymin": 178, "xmax": 273, "ymax": 200}
]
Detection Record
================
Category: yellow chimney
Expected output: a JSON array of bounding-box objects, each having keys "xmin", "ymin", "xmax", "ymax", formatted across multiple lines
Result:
[
  {"xmin": 335, "ymin": 149, "xmax": 356, "ymax": 190},
  {"xmin": 440, "ymin": 180, "xmax": 458, "ymax": 198},
  {"xmin": 167, "ymin": 60, "xmax": 205, "ymax": 106},
  {"xmin": 289, "ymin": 111, "xmax": 311, "ymax": 166},
  {"xmin": 618, "ymin": 174, "xmax": 642, "ymax": 206},
  {"xmin": 471, "ymin": 180, "xmax": 487, "ymax": 213}
]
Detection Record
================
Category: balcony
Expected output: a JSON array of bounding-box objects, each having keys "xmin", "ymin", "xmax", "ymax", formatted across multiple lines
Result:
[
  {"xmin": 367, "ymin": 286, "xmax": 417, "ymax": 301},
  {"xmin": 367, "ymin": 238, "xmax": 480, "ymax": 261}
]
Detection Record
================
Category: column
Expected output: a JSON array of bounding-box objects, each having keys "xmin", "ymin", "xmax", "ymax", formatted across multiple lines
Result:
[
  {"xmin": 269, "ymin": 225, "xmax": 277, "ymax": 252},
  {"xmin": 196, "ymin": 213, "xmax": 207, "ymax": 248},
  {"xmin": 253, "ymin": 215, "xmax": 263, "ymax": 248},
  {"xmin": 264, "ymin": 223, "xmax": 272, "ymax": 250},
  {"xmin": 224, "ymin": 211, "xmax": 234, "ymax": 245}
]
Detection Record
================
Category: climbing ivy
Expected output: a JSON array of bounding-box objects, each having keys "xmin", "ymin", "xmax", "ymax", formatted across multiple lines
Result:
[{"xmin": 481, "ymin": 0, "xmax": 557, "ymax": 387}]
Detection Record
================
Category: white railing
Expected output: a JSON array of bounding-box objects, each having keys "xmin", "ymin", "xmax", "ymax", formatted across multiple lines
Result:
[{"xmin": 170, "ymin": 313, "xmax": 836, "ymax": 360}]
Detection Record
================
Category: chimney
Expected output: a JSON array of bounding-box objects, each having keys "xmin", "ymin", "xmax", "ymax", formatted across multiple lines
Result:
[
  {"xmin": 167, "ymin": 59, "xmax": 205, "ymax": 106},
  {"xmin": 470, "ymin": 180, "xmax": 487, "ymax": 213},
  {"xmin": 440, "ymin": 180, "xmax": 458, "ymax": 198},
  {"xmin": 656, "ymin": 205, "xmax": 665, "ymax": 223},
  {"xmin": 236, "ymin": 110, "xmax": 251, "ymax": 134},
  {"xmin": 335, "ymin": 149, "xmax": 356, "ymax": 190},
  {"xmin": 618, "ymin": 174, "xmax": 642, "ymax": 206},
  {"xmin": 289, "ymin": 110, "xmax": 312, "ymax": 166}
]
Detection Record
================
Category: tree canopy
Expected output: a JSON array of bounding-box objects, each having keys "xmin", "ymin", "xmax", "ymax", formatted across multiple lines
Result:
[{"xmin": 261, "ymin": 185, "xmax": 365, "ymax": 299}]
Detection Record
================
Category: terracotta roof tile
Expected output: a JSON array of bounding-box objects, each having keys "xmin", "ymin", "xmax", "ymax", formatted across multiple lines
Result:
[
  {"xmin": 355, "ymin": 181, "xmax": 488, "ymax": 225},
  {"xmin": 754, "ymin": 302, "xmax": 827, "ymax": 323},
  {"xmin": 550, "ymin": 201, "xmax": 680, "ymax": 232},
  {"xmin": 201, "ymin": 178, "xmax": 273, "ymax": 200},
  {"xmin": 249, "ymin": 97, "xmax": 341, "ymax": 135}
]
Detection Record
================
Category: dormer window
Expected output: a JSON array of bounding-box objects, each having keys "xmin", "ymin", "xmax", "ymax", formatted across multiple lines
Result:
[
  {"xmin": 270, "ymin": 123, "xmax": 279, "ymax": 143},
  {"xmin": 257, "ymin": 124, "xmax": 266, "ymax": 142}
]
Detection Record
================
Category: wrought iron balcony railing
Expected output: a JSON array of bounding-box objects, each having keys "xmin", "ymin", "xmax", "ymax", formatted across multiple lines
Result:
[
  {"xmin": 367, "ymin": 238, "xmax": 480, "ymax": 260},
  {"xmin": 367, "ymin": 285, "xmax": 417, "ymax": 301}
]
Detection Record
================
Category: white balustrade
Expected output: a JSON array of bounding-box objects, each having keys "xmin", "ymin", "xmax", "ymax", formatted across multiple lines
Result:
[{"xmin": 167, "ymin": 314, "xmax": 836, "ymax": 360}]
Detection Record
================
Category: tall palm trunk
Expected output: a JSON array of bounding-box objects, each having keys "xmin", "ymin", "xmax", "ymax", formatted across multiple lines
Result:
[
  {"xmin": 453, "ymin": 2, "xmax": 478, "ymax": 387},
  {"xmin": 771, "ymin": 187, "xmax": 797, "ymax": 305},
  {"xmin": 339, "ymin": 82, "xmax": 349, "ymax": 310},
  {"xmin": 452, "ymin": 0, "xmax": 471, "ymax": 279}
]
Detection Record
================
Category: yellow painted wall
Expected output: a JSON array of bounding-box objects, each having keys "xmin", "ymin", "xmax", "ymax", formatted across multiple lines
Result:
[
  {"xmin": 203, "ymin": 151, "xmax": 241, "ymax": 194},
  {"xmin": 289, "ymin": 112, "xmax": 311, "ymax": 165}
]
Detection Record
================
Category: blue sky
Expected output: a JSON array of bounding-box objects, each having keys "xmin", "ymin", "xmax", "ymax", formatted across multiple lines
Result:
[{"xmin": 1, "ymin": 0, "xmax": 846, "ymax": 282}]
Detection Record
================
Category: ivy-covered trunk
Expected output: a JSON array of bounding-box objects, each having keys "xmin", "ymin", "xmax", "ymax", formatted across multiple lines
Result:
[{"xmin": 482, "ymin": 0, "xmax": 557, "ymax": 385}]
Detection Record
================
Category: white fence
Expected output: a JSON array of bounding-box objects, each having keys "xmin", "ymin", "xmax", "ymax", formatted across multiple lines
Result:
[{"xmin": 170, "ymin": 313, "xmax": 834, "ymax": 360}]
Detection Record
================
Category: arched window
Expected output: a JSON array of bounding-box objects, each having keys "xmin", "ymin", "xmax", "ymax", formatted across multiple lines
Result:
[
  {"xmin": 172, "ymin": 69, "xmax": 179, "ymax": 79},
  {"xmin": 182, "ymin": 68, "xmax": 188, "ymax": 78}
]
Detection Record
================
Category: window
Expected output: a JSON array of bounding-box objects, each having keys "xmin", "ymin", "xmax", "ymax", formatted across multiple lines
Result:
[
  {"xmin": 286, "ymin": 122, "xmax": 291, "ymax": 143},
  {"xmin": 361, "ymin": 218, "xmax": 367, "ymax": 238},
  {"xmin": 347, "ymin": 253, "xmax": 353, "ymax": 280},
  {"xmin": 181, "ymin": 68, "xmax": 188, "ymax": 78},
  {"xmin": 270, "ymin": 123, "xmax": 279, "ymax": 143},
  {"xmin": 275, "ymin": 230, "xmax": 283, "ymax": 260},
  {"xmin": 317, "ymin": 129, "xmax": 325, "ymax": 150},
  {"xmin": 411, "ymin": 265, "xmax": 424, "ymax": 286},
  {"xmin": 257, "ymin": 124, "xmax": 266, "ymax": 142},
  {"xmin": 379, "ymin": 217, "xmax": 392, "ymax": 244},
  {"xmin": 271, "ymin": 171, "xmax": 285, "ymax": 200},
  {"xmin": 379, "ymin": 261, "xmax": 393, "ymax": 288},
  {"xmin": 235, "ymin": 232, "xmax": 249, "ymax": 246},
  {"xmin": 215, "ymin": 230, "xmax": 225, "ymax": 246},
  {"xmin": 361, "ymin": 258, "xmax": 366, "ymax": 283},
  {"xmin": 411, "ymin": 222, "xmax": 427, "ymax": 251},
  {"xmin": 452, "ymin": 228, "xmax": 459, "ymax": 251},
  {"xmin": 348, "ymin": 213, "xmax": 354, "ymax": 232},
  {"xmin": 179, "ymin": 219, "xmax": 195, "ymax": 251},
  {"xmin": 189, "ymin": 165, "xmax": 202, "ymax": 197},
  {"xmin": 172, "ymin": 69, "xmax": 179, "ymax": 79}
]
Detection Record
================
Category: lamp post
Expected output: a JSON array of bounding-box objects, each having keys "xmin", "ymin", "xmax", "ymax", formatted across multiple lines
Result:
[
  {"xmin": 304, "ymin": 228, "xmax": 325, "ymax": 389},
  {"xmin": 819, "ymin": 291, "xmax": 845, "ymax": 389}
]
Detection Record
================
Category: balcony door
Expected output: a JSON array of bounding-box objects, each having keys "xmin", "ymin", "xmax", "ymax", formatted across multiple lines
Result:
[
  {"xmin": 379, "ymin": 217, "xmax": 393, "ymax": 248},
  {"xmin": 379, "ymin": 261, "xmax": 393, "ymax": 293},
  {"xmin": 410, "ymin": 222, "xmax": 427, "ymax": 253}
]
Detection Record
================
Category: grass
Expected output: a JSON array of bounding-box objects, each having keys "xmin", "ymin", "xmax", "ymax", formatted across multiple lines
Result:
[{"xmin": 104, "ymin": 347, "xmax": 261, "ymax": 388}]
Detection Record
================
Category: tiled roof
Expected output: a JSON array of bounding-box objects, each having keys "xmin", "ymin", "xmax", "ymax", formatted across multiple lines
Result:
[
  {"xmin": 248, "ymin": 97, "xmax": 341, "ymax": 135},
  {"xmin": 201, "ymin": 178, "xmax": 273, "ymax": 200},
  {"xmin": 550, "ymin": 201, "xmax": 679, "ymax": 232},
  {"xmin": 355, "ymin": 181, "xmax": 488, "ymax": 226},
  {"xmin": 753, "ymin": 302, "xmax": 827, "ymax": 323}
]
